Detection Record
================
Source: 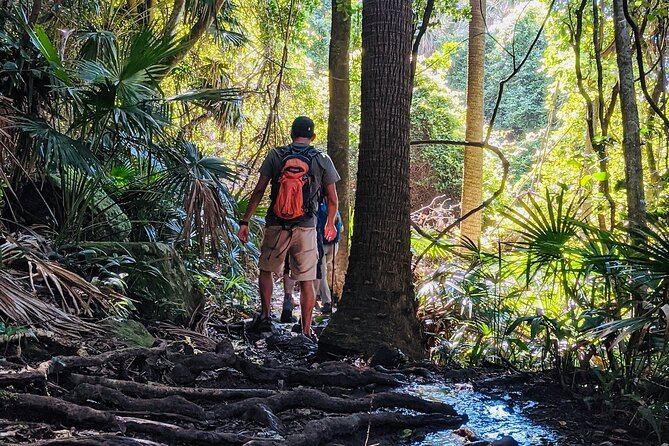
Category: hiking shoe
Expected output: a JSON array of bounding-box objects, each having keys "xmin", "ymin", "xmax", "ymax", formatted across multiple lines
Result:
[
  {"xmin": 303, "ymin": 332, "xmax": 318, "ymax": 344},
  {"xmin": 246, "ymin": 314, "xmax": 272, "ymax": 333},
  {"xmin": 321, "ymin": 303, "xmax": 332, "ymax": 314}
]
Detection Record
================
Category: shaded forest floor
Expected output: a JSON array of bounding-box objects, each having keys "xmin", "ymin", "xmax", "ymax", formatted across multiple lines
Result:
[{"xmin": 0, "ymin": 306, "xmax": 657, "ymax": 446}]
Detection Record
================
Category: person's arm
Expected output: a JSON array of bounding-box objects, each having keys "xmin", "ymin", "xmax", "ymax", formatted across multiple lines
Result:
[
  {"xmin": 238, "ymin": 174, "xmax": 271, "ymax": 243},
  {"xmin": 323, "ymin": 182, "xmax": 338, "ymax": 242}
]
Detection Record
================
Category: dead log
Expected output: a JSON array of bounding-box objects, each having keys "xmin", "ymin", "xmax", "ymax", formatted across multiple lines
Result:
[
  {"xmin": 209, "ymin": 388, "xmax": 459, "ymax": 419},
  {"xmin": 245, "ymin": 412, "xmax": 467, "ymax": 446},
  {"xmin": 69, "ymin": 374, "xmax": 276, "ymax": 401},
  {"xmin": 67, "ymin": 384, "xmax": 206, "ymax": 420},
  {"xmin": 235, "ymin": 358, "xmax": 406, "ymax": 387}
]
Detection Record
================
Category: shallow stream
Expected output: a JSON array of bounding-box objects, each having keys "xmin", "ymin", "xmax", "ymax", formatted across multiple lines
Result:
[{"xmin": 406, "ymin": 383, "xmax": 559, "ymax": 445}]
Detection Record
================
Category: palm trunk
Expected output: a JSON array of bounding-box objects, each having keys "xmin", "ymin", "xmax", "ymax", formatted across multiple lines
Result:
[
  {"xmin": 320, "ymin": 0, "xmax": 423, "ymax": 359},
  {"xmin": 460, "ymin": 0, "xmax": 486, "ymax": 246},
  {"xmin": 327, "ymin": 0, "xmax": 351, "ymax": 300}
]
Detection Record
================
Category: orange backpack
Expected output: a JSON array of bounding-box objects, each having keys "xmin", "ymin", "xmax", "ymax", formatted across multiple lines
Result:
[{"xmin": 272, "ymin": 146, "xmax": 319, "ymax": 221}]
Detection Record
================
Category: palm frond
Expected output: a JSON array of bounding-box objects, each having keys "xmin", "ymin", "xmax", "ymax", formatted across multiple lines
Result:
[{"xmin": 0, "ymin": 271, "xmax": 100, "ymax": 338}]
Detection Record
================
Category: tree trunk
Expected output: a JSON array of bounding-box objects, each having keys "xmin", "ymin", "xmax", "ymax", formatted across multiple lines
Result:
[
  {"xmin": 460, "ymin": 0, "xmax": 486, "ymax": 246},
  {"xmin": 327, "ymin": 0, "xmax": 351, "ymax": 300},
  {"xmin": 319, "ymin": 0, "xmax": 423, "ymax": 359},
  {"xmin": 643, "ymin": 71, "xmax": 664, "ymax": 201},
  {"xmin": 613, "ymin": 0, "xmax": 646, "ymax": 231}
]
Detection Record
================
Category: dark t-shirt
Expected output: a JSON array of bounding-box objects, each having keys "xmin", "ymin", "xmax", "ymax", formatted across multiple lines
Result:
[{"xmin": 260, "ymin": 143, "xmax": 340, "ymax": 227}]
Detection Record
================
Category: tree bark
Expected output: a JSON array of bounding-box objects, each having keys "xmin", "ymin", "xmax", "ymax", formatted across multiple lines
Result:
[
  {"xmin": 327, "ymin": 0, "xmax": 351, "ymax": 299},
  {"xmin": 613, "ymin": 0, "xmax": 646, "ymax": 231},
  {"xmin": 460, "ymin": 0, "xmax": 486, "ymax": 246},
  {"xmin": 643, "ymin": 70, "xmax": 664, "ymax": 201},
  {"xmin": 320, "ymin": 0, "xmax": 423, "ymax": 359}
]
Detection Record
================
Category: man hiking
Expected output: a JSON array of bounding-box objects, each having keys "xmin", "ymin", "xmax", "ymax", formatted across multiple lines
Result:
[{"xmin": 237, "ymin": 116, "xmax": 340, "ymax": 340}]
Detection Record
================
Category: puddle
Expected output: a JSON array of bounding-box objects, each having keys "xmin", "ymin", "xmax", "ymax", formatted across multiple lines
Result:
[{"xmin": 406, "ymin": 383, "xmax": 559, "ymax": 445}]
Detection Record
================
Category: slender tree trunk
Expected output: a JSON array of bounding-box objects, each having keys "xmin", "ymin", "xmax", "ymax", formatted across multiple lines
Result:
[
  {"xmin": 613, "ymin": 0, "xmax": 646, "ymax": 231},
  {"xmin": 327, "ymin": 0, "xmax": 351, "ymax": 300},
  {"xmin": 320, "ymin": 0, "xmax": 423, "ymax": 359},
  {"xmin": 644, "ymin": 71, "xmax": 664, "ymax": 201},
  {"xmin": 460, "ymin": 0, "xmax": 486, "ymax": 246}
]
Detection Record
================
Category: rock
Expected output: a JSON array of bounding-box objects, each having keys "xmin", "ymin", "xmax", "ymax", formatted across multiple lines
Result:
[
  {"xmin": 466, "ymin": 441, "xmax": 490, "ymax": 446},
  {"xmin": 103, "ymin": 318, "xmax": 155, "ymax": 348},
  {"xmin": 453, "ymin": 426, "xmax": 479, "ymax": 442},
  {"xmin": 490, "ymin": 436, "xmax": 519, "ymax": 446},
  {"xmin": 80, "ymin": 242, "xmax": 205, "ymax": 323}
]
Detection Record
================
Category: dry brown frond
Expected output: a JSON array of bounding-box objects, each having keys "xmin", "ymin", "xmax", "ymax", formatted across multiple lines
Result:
[
  {"xmin": 1, "ymin": 232, "xmax": 128, "ymax": 317},
  {"xmin": 181, "ymin": 179, "xmax": 226, "ymax": 257},
  {"xmin": 0, "ymin": 270, "xmax": 100, "ymax": 338}
]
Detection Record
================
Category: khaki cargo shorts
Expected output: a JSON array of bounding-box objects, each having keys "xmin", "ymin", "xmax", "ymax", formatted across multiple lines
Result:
[{"xmin": 258, "ymin": 226, "xmax": 318, "ymax": 281}]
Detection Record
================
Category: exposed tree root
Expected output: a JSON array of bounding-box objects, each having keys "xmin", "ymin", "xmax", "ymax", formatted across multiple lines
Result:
[
  {"xmin": 235, "ymin": 357, "xmax": 405, "ymax": 387},
  {"xmin": 209, "ymin": 388, "xmax": 458, "ymax": 419},
  {"xmin": 246, "ymin": 412, "xmax": 468, "ymax": 446},
  {"xmin": 67, "ymin": 384, "xmax": 207, "ymax": 420},
  {"xmin": 0, "ymin": 392, "xmax": 260, "ymax": 444},
  {"xmin": 25, "ymin": 435, "xmax": 166, "ymax": 445},
  {"xmin": 69, "ymin": 374, "xmax": 275, "ymax": 401},
  {"xmin": 1, "ymin": 339, "xmax": 467, "ymax": 445}
]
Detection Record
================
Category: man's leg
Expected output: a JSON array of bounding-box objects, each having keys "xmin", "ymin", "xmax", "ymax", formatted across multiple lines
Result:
[
  {"xmin": 259, "ymin": 270, "xmax": 274, "ymax": 319},
  {"xmin": 281, "ymin": 273, "xmax": 296, "ymax": 323},
  {"xmin": 257, "ymin": 226, "xmax": 288, "ymax": 321},
  {"xmin": 283, "ymin": 273, "xmax": 296, "ymax": 304},
  {"xmin": 299, "ymin": 280, "xmax": 316, "ymax": 335},
  {"xmin": 288, "ymin": 227, "xmax": 319, "ymax": 336},
  {"xmin": 319, "ymin": 254, "xmax": 331, "ymax": 305}
]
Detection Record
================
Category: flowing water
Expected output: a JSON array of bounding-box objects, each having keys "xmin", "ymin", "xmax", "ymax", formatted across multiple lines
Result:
[{"xmin": 406, "ymin": 383, "xmax": 559, "ymax": 445}]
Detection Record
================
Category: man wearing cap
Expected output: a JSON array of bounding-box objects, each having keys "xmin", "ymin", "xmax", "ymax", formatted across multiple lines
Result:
[{"xmin": 237, "ymin": 116, "xmax": 340, "ymax": 341}]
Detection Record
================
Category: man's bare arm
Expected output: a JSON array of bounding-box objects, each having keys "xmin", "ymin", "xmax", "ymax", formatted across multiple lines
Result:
[
  {"xmin": 238, "ymin": 175, "xmax": 270, "ymax": 243},
  {"xmin": 323, "ymin": 182, "xmax": 339, "ymax": 241}
]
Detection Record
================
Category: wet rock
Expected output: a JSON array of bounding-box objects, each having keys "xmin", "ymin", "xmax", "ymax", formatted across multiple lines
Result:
[
  {"xmin": 466, "ymin": 441, "xmax": 490, "ymax": 446},
  {"xmin": 453, "ymin": 426, "xmax": 479, "ymax": 441},
  {"xmin": 490, "ymin": 436, "xmax": 519, "ymax": 446}
]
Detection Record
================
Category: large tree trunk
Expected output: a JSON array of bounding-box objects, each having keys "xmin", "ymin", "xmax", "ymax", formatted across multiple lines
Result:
[
  {"xmin": 460, "ymin": 0, "xmax": 486, "ymax": 246},
  {"xmin": 319, "ymin": 0, "xmax": 423, "ymax": 359},
  {"xmin": 327, "ymin": 0, "xmax": 351, "ymax": 299},
  {"xmin": 613, "ymin": 0, "xmax": 646, "ymax": 231}
]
